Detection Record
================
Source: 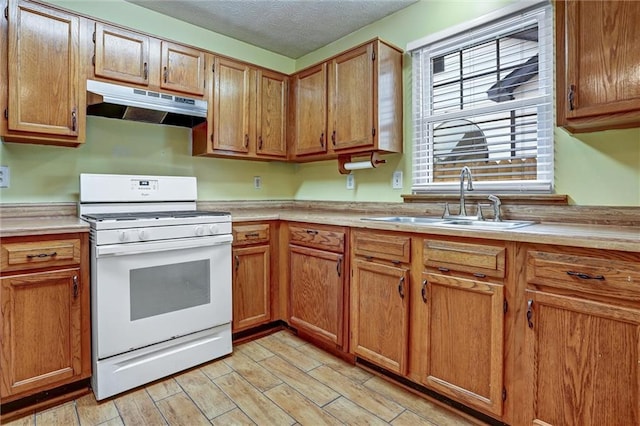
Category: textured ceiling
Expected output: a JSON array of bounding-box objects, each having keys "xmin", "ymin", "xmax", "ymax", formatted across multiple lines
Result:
[{"xmin": 125, "ymin": 0, "xmax": 417, "ymax": 58}]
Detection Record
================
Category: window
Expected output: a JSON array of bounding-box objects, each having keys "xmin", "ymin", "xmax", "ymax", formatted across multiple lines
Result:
[{"xmin": 409, "ymin": 2, "xmax": 553, "ymax": 193}]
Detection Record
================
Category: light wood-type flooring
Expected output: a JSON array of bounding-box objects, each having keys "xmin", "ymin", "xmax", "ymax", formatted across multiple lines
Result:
[{"xmin": 5, "ymin": 330, "xmax": 476, "ymax": 426}]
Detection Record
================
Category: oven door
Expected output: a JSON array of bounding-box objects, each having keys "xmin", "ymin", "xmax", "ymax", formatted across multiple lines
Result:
[{"xmin": 93, "ymin": 234, "xmax": 232, "ymax": 359}]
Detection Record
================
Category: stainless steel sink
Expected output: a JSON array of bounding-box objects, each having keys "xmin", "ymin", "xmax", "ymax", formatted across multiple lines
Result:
[
  {"xmin": 361, "ymin": 216, "xmax": 536, "ymax": 230},
  {"xmin": 433, "ymin": 219, "xmax": 536, "ymax": 230},
  {"xmin": 361, "ymin": 216, "xmax": 445, "ymax": 225}
]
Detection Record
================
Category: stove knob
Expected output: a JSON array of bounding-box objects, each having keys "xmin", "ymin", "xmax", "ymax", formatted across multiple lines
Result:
[
  {"xmin": 194, "ymin": 225, "xmax": 205, "ymax": 236},
  {"xmin": 138, "ymin": 230, "xmax": 148, "ymax": 241},
  {"xmin": 209, "ymin": 224, "xmax": 219, "ymax": 234},
  {"xmin": 118, "ymin": 231, "xmax": 129, "ymax": 242}
]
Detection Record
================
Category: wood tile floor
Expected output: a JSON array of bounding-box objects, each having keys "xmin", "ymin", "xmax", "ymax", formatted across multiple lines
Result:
[{"xmin": 6, "ymin": 330, "xmax": 476, "ymax": 426}]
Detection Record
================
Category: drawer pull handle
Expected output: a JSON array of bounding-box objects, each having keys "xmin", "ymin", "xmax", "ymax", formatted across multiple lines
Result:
[
  {"xmin": 244, "ymin": 232, "xmax": 260, "ymax": 238},
  {"xmin": 336, "ymin": 257, "xmax": 342, "ymax": 277},
  {"xmin": 73, "ymin": 275, "xmax": 79, "ymax": 299},
  {"xmin": 566, "ymin": 271, "xmax": 605, "ymax": 281},
  {"xmin": 526, "ymin": 299, "xmax": 534, "ymax": 329},
  {"xmin": 398, "ymin": 277, "xmax": 405, "ymax": 299},
  {"xmin": 437, "ymin": 267, "xmax": 449, "ymax": 272},
  {"xmin": 306, "ymin": 230, "xmax": 318, "ymax": 235},
  {"xmin": 421, "ymin": 279, "xmax": 428, "ymax": 303},
  {"xmin": 26, "ymin": 251, "xmax": 57, "ymax": 259},
  {"xmin": 473, "ymin": 273, "xmax": 486, "ymax": 278}
]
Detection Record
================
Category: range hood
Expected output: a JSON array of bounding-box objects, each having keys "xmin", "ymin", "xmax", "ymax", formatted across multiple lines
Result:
[{"xmin": 86, "ymin": 80, "xmax": 207, "ymax": 128}]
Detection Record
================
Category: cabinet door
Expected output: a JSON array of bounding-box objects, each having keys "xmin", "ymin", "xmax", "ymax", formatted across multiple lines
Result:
[
  {"xmin": 7, "ymin": 1, "xmax": 79, "ymax": 136},
  {"xmin": 0, "ymin": 269, "xmax": 84, "ymax": 398},
  {"xmin": 292, "ymin": 63, "xmax": 327, "ymax": 156},
  {"xmin": 422, "ymin": 273, "xmax": 504, "ymax": 417},
  {"xmin": 160, "ymin": 41, "xmax": 205, "ymax": 95},
  {"xmin": 328, "ymin": 43, "xmax": 374, "ymax": 151},
  {"xmin": 256, "ymin": 69, "xmax": 287, "ymax": 158},
  {"xmin": 350, "ymin": 259, "xmax": 408, "ymax": 374},
  {"xmin": 232, "ymin": 245, "xmax": 270, "ymax": 332},
  {"xmin": 558, "ymin": 0, "xmax": 640, "ymax": 129},
  {"xmin": 94, "ymin": 22, "xmax": 150, "ymax": 85},
  {"xmin": 524, "ymin": 290, "xmax": 640, "ymax": 426},
  {"xmin": 289, "ymin": 245, "xmax": 344, "ymax": 347},
  {"xmin": 213, "ymin": 57, "xmax": 251, "ymax": 153}
]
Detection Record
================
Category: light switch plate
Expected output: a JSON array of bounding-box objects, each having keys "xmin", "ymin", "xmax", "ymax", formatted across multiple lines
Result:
[
  {"xmin": 392, "ymin": 171, "xmax": 403, "ymax": 189},
  {"xmin": 0, "ymin": 166, "xmax": 9, "ymax": 188},
  {"xmin": 346, "ymin": 174, "xmax": 355, "ymax": 190}
]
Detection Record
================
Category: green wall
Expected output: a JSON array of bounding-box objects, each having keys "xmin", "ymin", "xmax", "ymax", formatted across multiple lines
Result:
[{"xmin": 1, "ymin": 0, "xmax": 639, "ymax": 206}]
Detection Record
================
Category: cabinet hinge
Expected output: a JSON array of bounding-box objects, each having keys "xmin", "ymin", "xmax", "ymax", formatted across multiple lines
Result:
[
  {"xmin": 372, "ymin": 127, "xmax": 376, "ymax": 137},
  {"xmin": 92, "ymin": 31, "xmax": 96, "ymax": 43},
  {"xmin": 503, "ymin": 299, "xmax": 508, "ymax": 314},
  {"xmin": 502, "ymin": 387, "xmax": 507, "ymax": 401},
  {"xmin": 372, "ymin": 50, "xmax": 375, "ymax": 61}
]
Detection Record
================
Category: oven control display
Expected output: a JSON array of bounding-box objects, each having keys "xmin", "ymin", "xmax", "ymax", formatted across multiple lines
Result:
[{"xmin": 131, "ymin": 179, "xmax": 158, "ymax": 191}]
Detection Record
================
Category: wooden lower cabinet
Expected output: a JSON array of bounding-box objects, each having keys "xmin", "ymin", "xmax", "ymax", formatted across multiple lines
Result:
[
  {"xmin": 350, "ymin": 259, "xmax": 409, "ymax": 375},
  {"xmin": 232, "ymin": 245, "xmax": 270, "ymax": 332},
  {"xmin": 524, "ymin": 290, "xmax": 640, "ymax": 426},
  {"xmin": 231, "ymin": 223, "xmax": 272, "ymax": 332},
  {"xmin": 422, "ymin": 272, "xmax": 504, "ymax": 417},
  {"xmin": 0, "ymin": 233, "xmax": 90, "ymax": 402},
  {"xmin": 289, "ymin": 245, "xmax": 344, "ymax": 346}
]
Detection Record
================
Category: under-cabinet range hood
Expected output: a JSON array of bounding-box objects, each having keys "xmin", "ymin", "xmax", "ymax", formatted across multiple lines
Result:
[{"xmin": 86, "ymin": 80, "xmax": 207, "ymax": 128}]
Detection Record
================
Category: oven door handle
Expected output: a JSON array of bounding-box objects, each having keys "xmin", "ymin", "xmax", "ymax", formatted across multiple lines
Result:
[{"xmin": 95, "ymin": 235, "xmax": 232, "ymax": 257}]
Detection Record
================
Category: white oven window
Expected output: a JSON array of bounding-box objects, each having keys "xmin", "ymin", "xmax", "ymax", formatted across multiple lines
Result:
[{"xmin": 130, "ymin": 259, "xmax": 211, "ymax": 321}]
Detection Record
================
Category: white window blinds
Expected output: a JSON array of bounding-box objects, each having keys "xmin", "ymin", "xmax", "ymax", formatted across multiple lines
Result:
[{"xmin": 411, "ymin": 3, "xmax": 553, "ymax": 193}]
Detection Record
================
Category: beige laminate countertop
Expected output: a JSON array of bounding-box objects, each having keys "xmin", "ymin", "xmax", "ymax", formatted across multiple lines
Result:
[
  {"xmin": 1, "ymin": 207, "xmax": 637, "ymax": 253},
  {"xmin": 232, "ymin": 210, "xmax": 640, "ymax": 253},
  {"xmin": 0, "ymin": 216, "xmax": 90, "ymax": 237}
]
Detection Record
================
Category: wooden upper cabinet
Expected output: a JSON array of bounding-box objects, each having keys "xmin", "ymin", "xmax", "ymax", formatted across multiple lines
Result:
[
  {"xmin": 160, "ymin": 41, "xmax": 205, "ymax": 96},
  {"xmin": 256, "ymin": 69, "xmax": 287, "ymax": 157},
  {"xmin": 212, "ymin": 57, "xmax": 251, "ymax": 153},
  {"xmin": 3, "ymin": 0, "xmax": 84, "ymax": 145},
  {"xmin": 328, "ymin": 43, "xmax": 374, "ymax": 151},
  {"xmin": 556, "ymin": 0, "xmax": 640, "ymax": 132},
  {"xmin": 290, "ymin": 63, "xmax": 328, "ymax": 157},
  {"xmin": 94, "ymin": 22, "xmax": 150, "ymax": 85}
]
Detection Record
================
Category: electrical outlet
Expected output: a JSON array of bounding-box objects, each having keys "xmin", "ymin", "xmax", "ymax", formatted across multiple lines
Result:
[
  {"xmin": 0, "ymin": 166, "xmax": 9, "ymax": 188},
  {"xmin": 392, "ymin": 171, "xmax": 403, "ymax": 189},
  {"xmin": 346, "ymin": 174, "xmax": 355, "ymax": 190},
  {"xmin": 253, "ymin": 176, "xmax": 262, "ymax": 189}
]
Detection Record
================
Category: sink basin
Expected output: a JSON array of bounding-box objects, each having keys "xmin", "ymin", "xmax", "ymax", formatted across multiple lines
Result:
[
  {"xmin": 434, "ymin": 219, "xmax": 537, "ymax": 230},
  {"xmin": 361, "ymin": 216, "xmax": 445, "ymax": 225},
  {"xmin": 361, "ymin": 216, "xmax": 536, "ymax": 230}
]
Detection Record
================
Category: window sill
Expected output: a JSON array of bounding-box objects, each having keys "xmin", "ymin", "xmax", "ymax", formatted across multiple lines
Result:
[{"xmin": 402, "ymin": 193, "xmax": 568, "ymax": 205}]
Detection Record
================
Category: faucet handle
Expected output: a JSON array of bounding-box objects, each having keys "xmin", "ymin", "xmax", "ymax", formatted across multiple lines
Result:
[
  {"xmin": 442, "ymin": 202, "xmax": 451, "ymax": 218},
  {"xmin": 488, "ymin": 195, "xmax": 502, "ymax": 222},
  {"xmin": 476, "ymin": 202, "xmax": 485, "ymax": 221}
]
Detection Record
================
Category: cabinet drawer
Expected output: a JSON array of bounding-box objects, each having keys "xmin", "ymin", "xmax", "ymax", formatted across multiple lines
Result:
[
  {"xmin": 424, "ymin": 240, "xmax": 505, "ymax": 278},
  {"xmin": 289, "ymin": 225, "xmax": 345, "ymax": 253},
  {"xmin": 1, "ymin": 238, "xmax": 81, "ymax": 273},
  {"xmin": 233, "ymin": 224, "xmax": 270, "ymax": 246},
  {"xmin": 527, "ymin": 250, "xmax": 640, "ymax": 302},
  {"xmin": 353, "ymin": 230, "xmax": 410, "ymax": 263}
]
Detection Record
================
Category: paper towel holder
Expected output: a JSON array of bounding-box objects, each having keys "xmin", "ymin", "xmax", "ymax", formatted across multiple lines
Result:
[{"xmin": 338, "ymin": 152, "xmax": 386, "ymax": 174}]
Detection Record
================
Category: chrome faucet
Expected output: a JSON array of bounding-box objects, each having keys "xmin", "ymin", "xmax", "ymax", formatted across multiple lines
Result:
[{"xmin": 459, "ymin": 166, "xmax": 474, "ymax": 216}]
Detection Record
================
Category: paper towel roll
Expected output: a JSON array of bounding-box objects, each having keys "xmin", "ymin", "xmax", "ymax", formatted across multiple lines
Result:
[{"xmin": 343, "ymin": 160, "xmax": 375, "ymax": 171}]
